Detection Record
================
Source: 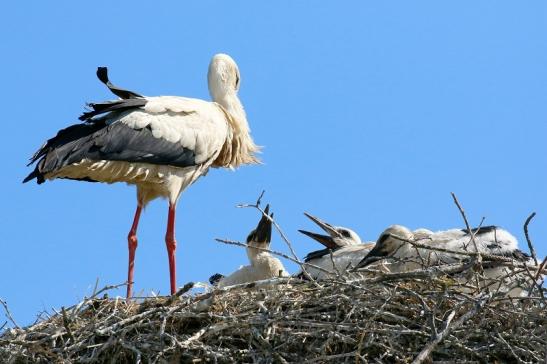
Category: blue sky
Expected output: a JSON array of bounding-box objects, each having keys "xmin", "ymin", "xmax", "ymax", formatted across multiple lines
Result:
[{"xmin": 1, "ymin": 1, "xmax": 546, "ymax": 327}]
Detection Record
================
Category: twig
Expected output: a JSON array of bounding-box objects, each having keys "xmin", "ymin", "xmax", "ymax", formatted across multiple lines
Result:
[
  {"xmin": 534, "ymin": 256, "xmax": 547, "ymax": 283},
  {"xmin": 523, "ymin": 212, "xmax": 538, "ymax": 266},
  {"xmin": 255, "ymin": 190, "xmax": 265, "ymax": 206},
  {"xmin": 495, "ymin": 333, "xmax": 527, "ymax": 364},
  {"xmin": 167, "ymin": 282, "xmax": 195, "ymax": 304},
  {"xmin": 267, "ymin": 208, "xmax": 317, "ymax": 282},
  {"xmin": 451, "ymin": 192, "xmax": 484, "ymax": 293},
  {"xmin": 91, "ymin": 277, "xmax": 100, "ymax": 297},
  {"xmin": 450, "ymin": 192, "xmax": 480, "ymax": 256},
  {"xmin": 0, "ymin": 298, "xmax": 20, "ymax": 329},
  {"xmin": 61, "ymin": 307, "xmax": 75, "ymax": 343},
  {"xmin": 412, "ymin": 294, "xmax": 489, "ymax": 363},
  {"xmin": 236, "ymin": 189, "xmax": 265, "ymax": 210}
]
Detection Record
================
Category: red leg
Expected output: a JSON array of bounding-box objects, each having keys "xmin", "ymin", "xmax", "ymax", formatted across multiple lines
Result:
[
  {"xmin": 127, "ymin": 204, "xmax": 143, "ymax": 298},
  {"xmin": 165, "ymin": 203, "xmax": 177, "ymax": 295}
]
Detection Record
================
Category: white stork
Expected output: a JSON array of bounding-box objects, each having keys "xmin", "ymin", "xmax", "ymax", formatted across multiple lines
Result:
[
  {"xmin": 211, "ymin": 205, "xmax": 288, "ymax": 288},
  {"xmin": 356, "ymin": 225, "xmax": 536, "ymax": 295},
  {"xmin": 298, "ymin": 213, "xmax": 374, "ymax": 280},
  {"xmin": 24, "ymin": 54, "xmax": 260, "ymax": 297}
]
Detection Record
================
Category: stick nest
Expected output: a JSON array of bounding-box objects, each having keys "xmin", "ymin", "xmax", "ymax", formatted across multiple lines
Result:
[{"xmin": 1, "ymin": 269, "xmax": 545, "ymax": 364}]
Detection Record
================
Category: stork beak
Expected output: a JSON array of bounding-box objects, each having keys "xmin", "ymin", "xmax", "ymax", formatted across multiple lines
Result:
[
  {"xmin": 298, "ymin": 230, "xmax": 338, "ymax": 249},
  {"xmin": 304, "ymin": 213, "xmax": 342, "ymax": 237},
  {"xmin": 298, "ymin": 212, "xmax": 342, "ymax": 249},
  {"xmin": 254, "ymin": 204, "xmax": 272, "ymax": 244},
  {"xmin": 354, "ymin": 244, "xmax": 389, "ymax": 269}
]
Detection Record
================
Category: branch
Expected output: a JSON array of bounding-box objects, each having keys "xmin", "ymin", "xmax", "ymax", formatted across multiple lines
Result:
[
  {"xmin": 450, "ymin": 192, "xmax": 480, "ymax": 257},
  {"xmin": 523, "ymin": 212, "xmax": 538, "ymax": 266},
  {"xmin": 0, "ymin": 298, "xmax": 19, "ymax": 329},
  {"xmin": 412, "ymin": 294, "xmax": 489, "ymax": 363},
  {"xmin": 236, "ymin": 189, "xmax": 265, "ymax": 209},
  {"xmin": 167, "ymin": 282, "xmax": 195, "ymax": 304},
  {"xmin": 61, "ymin": 307, "xmax": 75, "ymax": 343}
]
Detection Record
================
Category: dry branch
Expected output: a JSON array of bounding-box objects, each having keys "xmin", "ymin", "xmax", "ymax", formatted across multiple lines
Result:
[{"xmin": 524, "ymin": 212, "xmax": 538, "ymax": 266}]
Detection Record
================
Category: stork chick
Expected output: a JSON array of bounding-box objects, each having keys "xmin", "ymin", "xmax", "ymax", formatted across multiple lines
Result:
[
  {"xmin": 356, "ymin": 225, "xmax": 536, "ymax": 296},
  {"xmin": 216, "ymin": 205, "xmax": 288, "ymax": 288},
  {"xmin": 24, "ymin": 54, "xmax": 260, "ymax": 297},
  {"xmin": 298, "ymin": 213, "xmax": 374, "ymax": 280}
]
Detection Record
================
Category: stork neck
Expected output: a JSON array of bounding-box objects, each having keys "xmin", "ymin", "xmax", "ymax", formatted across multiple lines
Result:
[
  {"xmin": 215, "ymin": 93, "xmax": 248, "ymax": 130},
  {"xmin": 247, "ymin": 243, "xmax": 270, "ymax": 265},
  {"xmin": 210, "ymin": 90, "xmax": 260, "ymax": 169}
]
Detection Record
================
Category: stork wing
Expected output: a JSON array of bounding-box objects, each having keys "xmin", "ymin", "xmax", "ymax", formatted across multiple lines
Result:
[
  {"xmin": 24, "ymin": 97, "xmax": 228, "ymax": 184},
  {"xmin": 77, "ymin": 67, "xmax": 146, "ymax": 121},
  {"xmin": 430, "ymin": 226, "xmax": 529, "ymax": 262},
  {"xmin": 79, "ymin": 98, "xmax": 147, "ymax": 121},
  {"xmin": 96, "ymin": 67, "xmax": 143, "ymax": 100}
]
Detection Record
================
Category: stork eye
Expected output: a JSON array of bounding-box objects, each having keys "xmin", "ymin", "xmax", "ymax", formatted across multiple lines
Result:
[
  {"xmin": 340, "ymin": 230, "xmax": 351, "ymax": 238},
  {"xmin": 235, "ymin": 73, "xmax": 240, "ymax": 88}
]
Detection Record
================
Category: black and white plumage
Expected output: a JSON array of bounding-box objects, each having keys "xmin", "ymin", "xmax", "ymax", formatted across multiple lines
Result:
[
  {"xmin": 213, "ymin": 205, "xmax": 288, "ymax": 288},
  {"xmin": 356, "ymin": 224, "xmax": 535, "ymax": 296},
  {"xmin": 298, "ymin": 213, "xmax": 374, "ymax": 280},
  {"xmin": 24, "ymin": 54, "xmax": 260, "ymax": 297}
]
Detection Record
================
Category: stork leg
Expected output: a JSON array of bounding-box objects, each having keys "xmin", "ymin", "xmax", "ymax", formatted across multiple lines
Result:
[
  {"xmin": 165, "ymin": 203, "xmax": 178, "ymax": 295},
  {"xmin": 127, "ymin": 204, "xmax": 143, "ymax": 298}
]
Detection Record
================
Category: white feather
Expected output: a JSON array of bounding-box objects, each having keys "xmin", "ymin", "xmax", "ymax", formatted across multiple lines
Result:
[
  {"xmin": 368, "ymin": 225, "xmax": 536, "ymax": 296},
  {"xmin": 306, "ymin": 244, "xmax": 375, "ymax": 280},
  {"xmin": 218, "ymin": 249, "xmax": 288, "ymax": 288}
]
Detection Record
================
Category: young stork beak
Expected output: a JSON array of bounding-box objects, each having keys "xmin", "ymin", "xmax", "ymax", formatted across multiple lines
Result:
[
  {"xmin": 354, "ymin": 235, "xmax": 393, "ymax": 269},
  {"xmin": 354, "ymin": 246, "xmax": 390, "ymax": 269},
  {"xmin": 252, "ymin": 205, "xmax": 273, "ymax": 244},
  {"xmin": 298, "ymin": 213, "xmax": 342, "ymax": 249}
]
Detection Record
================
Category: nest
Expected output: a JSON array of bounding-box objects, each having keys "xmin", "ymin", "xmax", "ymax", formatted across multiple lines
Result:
[
  {"xmin": 1, "ymin": 197, "xmax": 545, "ymax": 363},
  {"xmin": 1, "ymin": 265, "xmax": 545, "ymax": 364}
]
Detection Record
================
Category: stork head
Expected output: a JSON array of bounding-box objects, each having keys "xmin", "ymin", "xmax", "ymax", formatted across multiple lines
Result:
[
  {"xmin": 208, "ymin": 53, "xmax": 241, "ymax": 101},
  {"xmin": 246, "ymin": 205, "xmax": 273, "ymax": 250},
  {"xmin": 355, "ymin": 224, "xmax": 413, "ymax": 268},
  {"xmin": 298, "ymin": 213, "xmax": 362, "ymax": 249}
]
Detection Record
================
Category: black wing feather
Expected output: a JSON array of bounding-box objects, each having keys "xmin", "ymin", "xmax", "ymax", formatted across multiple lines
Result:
[
  {"xmin": 461, "ymin": 225, "xmax": 498, "ymax": 235},
  {"xmin": 96, "ymin": 67, "xmax": 144, "ymax": 100},
  {"xmin": 304, "ymin": 247, "xmax": 342, "ymax": 262},
  {"xmin": 24, "ymin": 121, "xmax": 197, "ymax": 184},
  {"xmin": 79, "ymin": 98, "xmax": 147, "ymax": 121}
]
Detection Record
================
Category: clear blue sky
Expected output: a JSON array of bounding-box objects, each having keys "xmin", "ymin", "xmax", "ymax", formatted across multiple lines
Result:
[{"xmin": 1, "ymin": 1, "xmax": 545, "ymax": 327}]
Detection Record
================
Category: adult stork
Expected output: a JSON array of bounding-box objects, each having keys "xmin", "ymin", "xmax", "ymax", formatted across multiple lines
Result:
[
  {"xmin": 24, "ymin": 54, "xmax": 260, "ymax": 297},
  {"xmin": 298, "ymin": 213, "xmax": 374, "ymax": 280}
]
